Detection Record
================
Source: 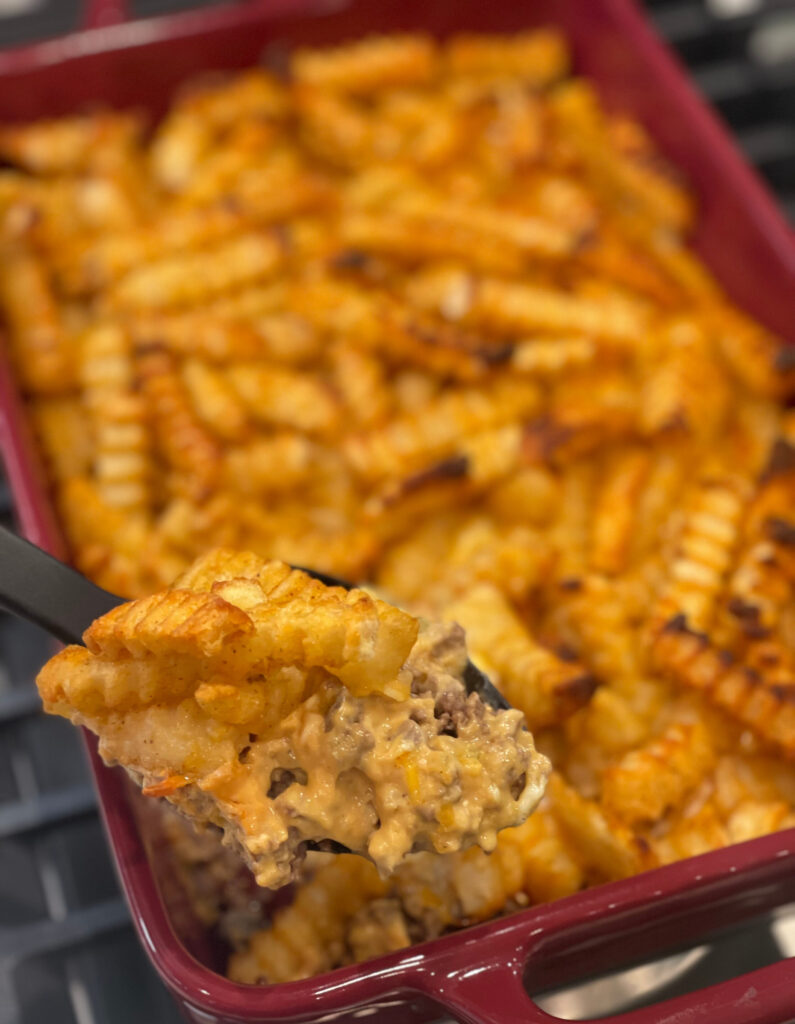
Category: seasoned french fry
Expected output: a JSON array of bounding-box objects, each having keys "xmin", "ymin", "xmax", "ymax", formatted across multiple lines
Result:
[
  {"xmin": 447, "ymin": 583, "xmax": 596, "ymax": 729},
  {"xmin": 547, "ymin": 773, "xmax": 654, "ymax": 882},
  {"xmin": 137, "ymin": 348, "xmax": 222, "ymax": 500},
  {"xmin": 29, "ymin": 397, "xmax": 93, "ymax": 483},
  {"xmin": 0, "ymin": 113, "xmax": 142, "ymax": 175},
  {"xmin": 652, "ymin": 616, "xmax": 795, "ymax": 758},
  {"xmin": 408, "ymin": 266, "xmax": 649, "ymax": 342},
  {"xmin": 80, "ymin": 322, "xmax": 152, "ymax": 516},
  {"xmin": 292, "ymin": 35, "xmax": 436, "ymax": 94},
  {"xmin": 0, "ymin": 242, "xmax": 74, "ymax": 394},
  {"xmin": 444, "ymin": 30, "xmax": 569, "ymax": 87},
  {"xmin": 601, "ymin": 721, "xmax": 715, "ymax": 825},
  {"xmin": 653, "ymin": 473, "xmax": 750, "ymax": 632},
  {"xmin": 227, "ymin": 363, "xmax": 340, "ymax": 436},
  {"xmin": 107, "ymin": 233, "xmax": 283, "ymax": 312},
  {"xmin": 344, "ymin": 379, "xmax": 540, "ymax": 481},
  {"xmin": 181, "ymin": 359, "xmax": 251, "ymax": 443},
  {"xmin": 589, "ymin": 448, "xmax": 651, "ymax": 575}
]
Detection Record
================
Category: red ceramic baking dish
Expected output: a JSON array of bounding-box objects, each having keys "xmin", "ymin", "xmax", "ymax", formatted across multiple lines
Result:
[{"xmin": 0, "ymin": 1, "xmax": 793, "ymax": 1022}]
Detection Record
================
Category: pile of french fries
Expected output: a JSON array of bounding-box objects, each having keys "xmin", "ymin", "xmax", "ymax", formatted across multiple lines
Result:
[{"xmin": 1, "ymin": 29, "xmax": 793, "ymax": 983}]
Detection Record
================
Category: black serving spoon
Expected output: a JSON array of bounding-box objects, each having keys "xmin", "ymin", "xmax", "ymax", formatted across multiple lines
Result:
[{"xmin": 0, "ymin": 524, "xmax": 508, "ymax": 711}]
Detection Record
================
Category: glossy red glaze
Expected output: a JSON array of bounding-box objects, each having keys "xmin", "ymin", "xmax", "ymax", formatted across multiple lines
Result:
[{"xmin": 0, "ymin": 2, "xmax": 793, "ymax": 1022}]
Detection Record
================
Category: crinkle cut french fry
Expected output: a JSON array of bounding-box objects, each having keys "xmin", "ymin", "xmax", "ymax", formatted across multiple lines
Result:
[
  {"xmin": 601, "ymin": 721, "xmax": 715, "ymax": 825},
  {"xmin": 59, "ymin": 204, "xmax": 253, "ymax": 295},
  {"xmin": 547, "ymin": 773, "xmax": 654, "ymax": 882},
  {"xmin": 447, "ymin": 583, "xmax": 596, "ymax": 729},
  {"xmin": 652, "ymin": 616, "xmax": 795, "ymax": 759},
  {"xmin": 589, "ymin": 448, "xmax": 650, "ymax": 575},
  {"xmin": 339, "ymin": 197, "xmax": 578, "ymax": 273},
  {"xmin": 228, "ymin": 856, "xmax": 387, "ymax": 984},
  {"xmin": 329, "ymin": 343, "xmax": 393, "ymax": 428},
  {"xmin": 651, "ymin": 796, "xmax": 728, "ymax": 865},
  {"xmin": 0, "ymin": 242, "xmax": 73, "ymax": 394},
  {"xmin": 181, "ymin": 359, "xmax": 250, "ymax": 443},
  {"xmin": 485, "ymin": 465, "xmax": 560, "ymax": 527},
  {"xmin": 653, "ymin": 474, "xmax": 749, "ymax": 632},
  {"xmin": 510, "ymin": 336, "xmax": 597, "ymax": 377},
  {"xmin": 446, "ymin": 517, "xmax": 554, "ymax": 602},
  {"xmin": 0, "ymin": 112, "xmax": 142, "ymax": 175},
  {"xmin": 292, "ymin": 35, "xmax": 436, "ymax": 94},
  {"xmin": 30, "ymin": 397, "xmax": 93, "ymax": 483},
  {"xmin": 57, "ymin": 477, "xmax": 148, "ymax": 596},
  {"xmin": 222, "ymin": 435, "xmax": 317, "ymax": 496},
  {"xmin": 727, "ymin": 465, "xmax": 795, "ymax": 639},
  {"xmin": 227, "ymin": 363, "xmax": 340, "ymax": 436},
  {"xmin": 344, "ymin": 378, "xmax": 540, "ymax": 481},
  {"xmin": 137, "ymin": 347, "xmax": 222, "ymax": 501},
  {"xmin": 168, "ymin": 120, "xmax": 279, "ymax": 207},
  {"xmin": 500, "ymin": 806, "xmax": 585, "ymax": 903},
  {"xmin": 130, "ymin": 309, "xmax": 320, "ymax": 366},
  {"xmin": 107, "ymin": 233, "xmax": 283, "ymax": 312},
  {"xmin": 556, "ymin": 574, "xmax": 646, "ymax": 685},
  {"xmin": 338, "ymin": 210, "xmax": 526, "ymax": 276},
  {"xmin": 640, "ymin": 318, "xmax": 730, "ymax": 442},
  {"xmin": 577, "ymin": 226, "xmax": 684, "ymax": 307},
  {"xmin": 550, "ymin": 81, "xmax": 693, "ymax": 234},
  {"xmin": 712, "ymin": 305, "xmax": 795, "ymax": 401},
  {"xmin": 444, "ymin": 30, "xmax": 569, "ymax": 87},
  {"xmin": 523, "ymin": 372, "xmax": 637, "ymax": 467},
  {"xmin": 150, "ymin": 70, "xmax": 287, "ymax": 191},
  {"xmin": 408, "ymin": 266, "xmax": 649, "ymax": 343},
  {"xmin": 365, "ymin": 425, "xmax": 524, "ymax": 532},
  {"xmin": 80, "ymin": 322, "xmax": 152, "ymax": 516}
]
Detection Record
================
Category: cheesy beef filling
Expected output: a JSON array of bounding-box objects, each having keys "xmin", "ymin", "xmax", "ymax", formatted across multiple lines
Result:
[{"xmin": 36, "ymin": 549, "xmax": 549, "ymax": 888}]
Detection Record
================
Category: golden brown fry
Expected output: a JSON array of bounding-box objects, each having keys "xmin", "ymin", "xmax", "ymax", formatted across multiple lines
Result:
[
  {"xmin": 344, "ymin": 379, "xmax": 540, "ymax": 481},
  {"xmin": 292, "ymin": 35, "xmax": 436, "ymax": 94},
  {"xmin": 601, "ymin": 721, "xmax": 715, "ymax": 825},
  {"xmin": 652, "ymin": 616, "xmax": 795, "ymax": 758},
  {"xmin": 29, "ymin": 397, "xmax": 93, "ymax": 483},
  {"xmin": 589, "ymin": 448, "xmax": 651, "ymax": 575},
  {"xmin": 150, "ymin": 70, "xmax": 287, "ymax": 190},
  {"xmin": 653, "ymin": 473, "xmax": 749, "ymax": 632},
  {"xmin": 222, "ymin": 435, "xmax": 318, "ymax": 496},
  {"xmin": 408, "ymin": 265, "xmax": 649, "ymax": 342},
  {"xmin": 227, "ymin": 363, "xmax": 340, "ymax": 436},
  {"xmin": 444, "ymin": 30, "xmax": 569, "ymax": 87},
  {"xmin": 329, "ymin": 343, "xmax": 393, "ymax": 428},
  {"xmin": 712, "ymin": 306, "xmax": 795, "ymax": 401},
  {"xmin": 447, "ymin": 583, "xmax": 596, "ymax": 729},
  {"xmin": 59, "ymin": 204, "xmax": 253, "ymax": 295},
  {"xmin": 80, "ymin": 322, "xmax": 152, "ymax": 516},
  {"xmin": 107, "ymin": 233, "xmax": 283, "ymax": 312},
  {"xmin": 0, "ymin": 112, "xmax": 142, "ymax": 175},
  {"xmin": 547, "ymin": 773, "xmax": 654, "ymax": 882},
  {"xmin": 0, "ymin": 242, "xmax": 74, "ymax": 394},
  {"xmin": 137, "ymin": 347, "xmax": 222, "ymax": 501},
  {"xmin": 640, "ymin": 318, "xmax": 730, "ymax": 442}
]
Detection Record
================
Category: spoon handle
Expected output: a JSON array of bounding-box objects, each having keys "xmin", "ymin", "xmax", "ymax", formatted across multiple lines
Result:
[{"xmin": 0, "ymin": 524, "xmax": 121, "ymax": 645}]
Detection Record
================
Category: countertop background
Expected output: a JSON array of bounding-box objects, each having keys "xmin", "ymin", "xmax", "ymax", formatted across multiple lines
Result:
[{"xmin": 0, "ymin": 2, "xmax": 793, "ymax": 1022}]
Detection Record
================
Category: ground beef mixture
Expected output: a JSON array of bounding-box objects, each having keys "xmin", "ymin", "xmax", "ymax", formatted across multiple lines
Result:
[{"xmin": 197, "ymin": 621, "xmax": 548, "ymax": 888}]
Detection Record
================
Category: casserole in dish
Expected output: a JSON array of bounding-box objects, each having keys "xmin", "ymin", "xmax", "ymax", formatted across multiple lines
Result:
[{"xmin": 0, "ymin": 1, "xmax": 793, "ymax": 1022}]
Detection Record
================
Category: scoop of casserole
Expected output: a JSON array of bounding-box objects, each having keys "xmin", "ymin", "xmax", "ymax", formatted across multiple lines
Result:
[{"xmin": 36, "ymin": 548, "xmax": 549, "ymax": 888}]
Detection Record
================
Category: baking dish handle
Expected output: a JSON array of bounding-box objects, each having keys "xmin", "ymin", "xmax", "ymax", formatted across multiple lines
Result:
[
  {"xmin": 427, "ymin": 929, "xmax": 795, "ymax": 1024},
  {"xmin": 81, "ymin": 0, "xmax": 129, "ymax": 29}
]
